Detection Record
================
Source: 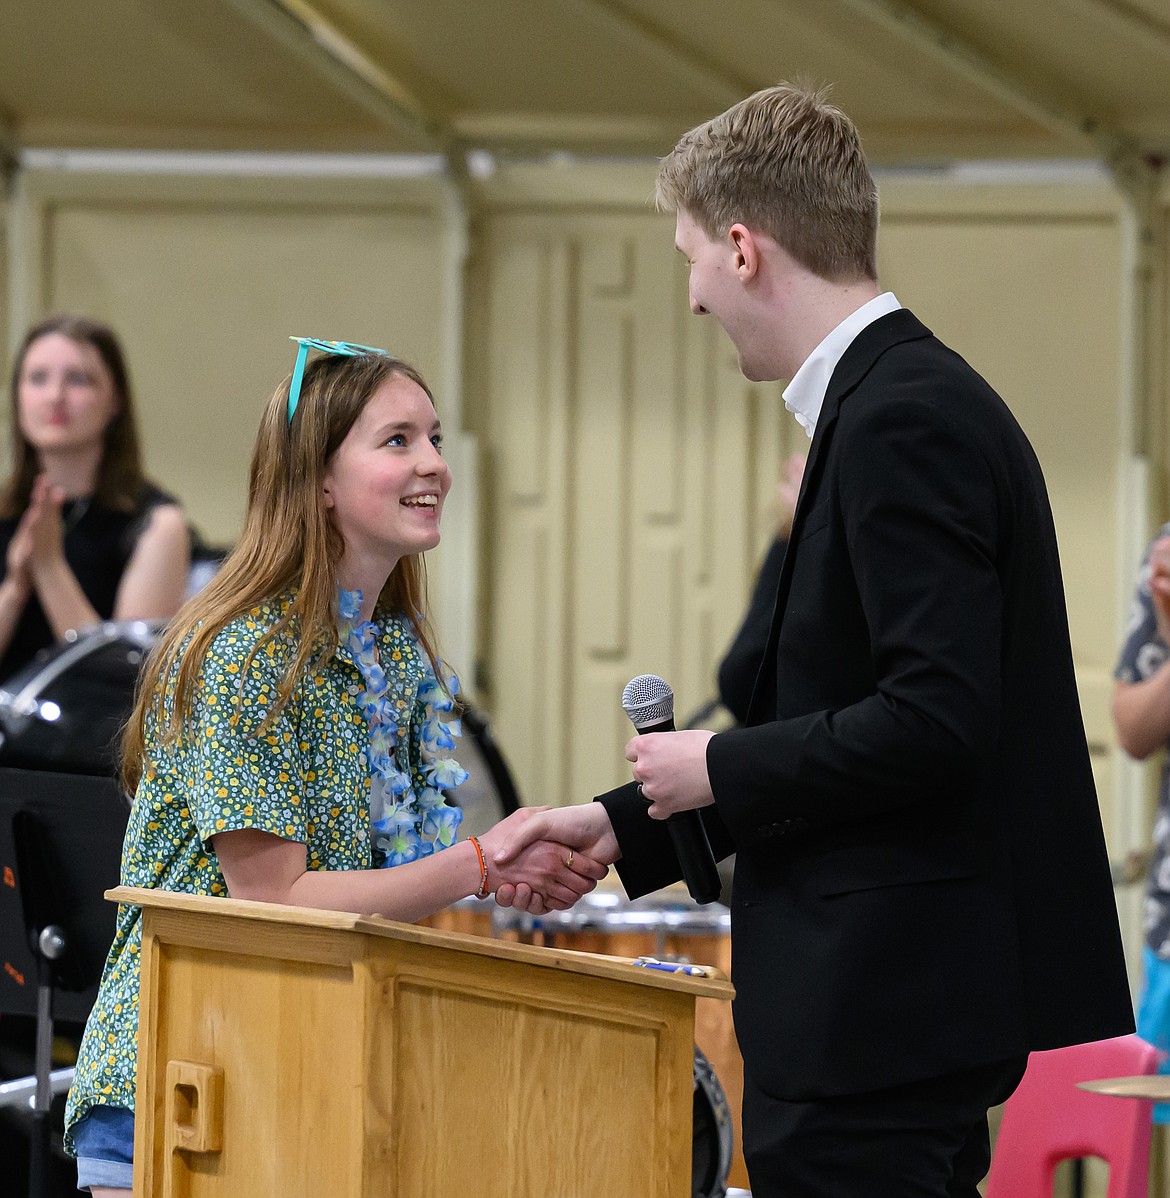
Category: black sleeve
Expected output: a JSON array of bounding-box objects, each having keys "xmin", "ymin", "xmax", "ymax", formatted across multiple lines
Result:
[{"xmin": 595, "ymin": 783, "xmax": 736, "ymax": 900}]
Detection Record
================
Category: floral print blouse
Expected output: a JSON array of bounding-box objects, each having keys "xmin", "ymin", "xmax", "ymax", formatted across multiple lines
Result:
[{"xmin": 64, "ymin": 590, "xmax": 466, "ymax": 1151}]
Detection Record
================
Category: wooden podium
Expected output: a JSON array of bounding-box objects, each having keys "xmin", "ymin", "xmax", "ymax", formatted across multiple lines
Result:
[{"xmin": 113, "ymin": 885, "xmax": 734, "ymax": 1197}]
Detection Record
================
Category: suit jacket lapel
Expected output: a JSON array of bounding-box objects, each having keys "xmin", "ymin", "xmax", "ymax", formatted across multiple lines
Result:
[{"xmin": 742, "ymin": 309, "xmax": 934, "ymax": 725}]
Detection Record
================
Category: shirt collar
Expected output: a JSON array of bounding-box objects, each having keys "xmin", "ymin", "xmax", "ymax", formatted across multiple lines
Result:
[{"xmin": 782, "ymin": 292, "xmax": 902, "ymax": 439}]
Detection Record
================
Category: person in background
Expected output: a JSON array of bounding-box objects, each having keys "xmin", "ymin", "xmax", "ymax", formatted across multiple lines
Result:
[
  {"xmin": 1112, "ymin": 528, "xmax": 1170, "ymax": 1118},
  {"xmin": 717, "ymin": 452, "xmax": 806, "ymax": 722},
  {"xmin": 0, "ymin": 315, "xmax": 190, "ymax": 678},
  {"xmin": 63, "ymin": 338, "xmax": 604, "ymax": 1196}
]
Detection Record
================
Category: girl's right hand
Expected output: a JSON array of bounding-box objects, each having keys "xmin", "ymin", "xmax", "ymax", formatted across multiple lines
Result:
[{"xmin": 478, "ymin": 808, "xmax": 608, "ymax": 911}]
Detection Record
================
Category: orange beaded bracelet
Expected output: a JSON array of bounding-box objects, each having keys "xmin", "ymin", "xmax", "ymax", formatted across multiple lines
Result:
[{"xmin": 469, "ymin": 835, "xmax": 489, "ymax": 899}]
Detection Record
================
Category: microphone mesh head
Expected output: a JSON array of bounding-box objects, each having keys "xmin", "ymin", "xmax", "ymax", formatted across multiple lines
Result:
[{"xmin": 621, "ymin": 674, "xmax": 674, "ymax": 728}]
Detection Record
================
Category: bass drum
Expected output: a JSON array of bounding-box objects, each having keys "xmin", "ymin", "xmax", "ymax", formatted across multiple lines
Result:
[
  {"xmin": 693, "ymin": 1045, "xmax": 735, "ymax": 1198},
  {"xmin": 0, "ymin": 621, "xmax": 161, "ymax": 777}
]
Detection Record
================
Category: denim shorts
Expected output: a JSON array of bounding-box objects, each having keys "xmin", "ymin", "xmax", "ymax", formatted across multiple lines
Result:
[{"xmin": 72, "ymin": 1105, "xmax": 135, "ymax": 1191}]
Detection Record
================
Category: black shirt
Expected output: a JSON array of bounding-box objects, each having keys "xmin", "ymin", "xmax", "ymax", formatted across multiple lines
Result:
[
  {"xmin": 0, "ymin": 482, "xmax": 178, "ymax": 681},
  {"xmin": 716, "ymin": 536, "xmax": 788, "ymax": 724}
]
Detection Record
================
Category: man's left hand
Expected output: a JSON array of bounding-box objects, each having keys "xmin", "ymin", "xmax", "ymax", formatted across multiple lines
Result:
[{"xmin": 625, "ymin": 729, "xmax": 716, "ymax": 819}]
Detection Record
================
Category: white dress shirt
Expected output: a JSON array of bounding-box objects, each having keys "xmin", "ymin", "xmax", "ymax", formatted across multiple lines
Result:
[{"xmin": 783, "ymin": 292, "xmax": 902, "ymax": 439}]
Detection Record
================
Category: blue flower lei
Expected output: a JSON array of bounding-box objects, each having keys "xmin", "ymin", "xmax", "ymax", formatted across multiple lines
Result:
[{"xmin": 337, "ymin": 586, "xmax": 468, "ymax": 868}]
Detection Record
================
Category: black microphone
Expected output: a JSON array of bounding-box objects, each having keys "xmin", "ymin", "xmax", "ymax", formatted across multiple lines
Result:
[{"xmin": 622, "ymin": 674, "xmax": 721, "ymax": 905}]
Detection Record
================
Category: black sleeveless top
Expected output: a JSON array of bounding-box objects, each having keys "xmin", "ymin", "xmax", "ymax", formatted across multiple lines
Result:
[{"xmin": 0, "ymin": 482, "xmax": 179, "ymax": 681}]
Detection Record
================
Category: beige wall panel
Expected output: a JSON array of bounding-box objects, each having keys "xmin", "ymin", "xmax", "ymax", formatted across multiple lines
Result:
[
  {"xmin": 576, "ymin": 254, "xmax": 634, "ymax": 658},
  {"xmin": 632, "ymin": 248, "xmax": 683, "ymax": 524},
  {"xmin": 32, "ymin": 194, "xmax": 443, "ymax": 545},
  {"xmin": 493, "ymin": 513, "xmax": 554, "ymax": 789},
  {"xmin": 1162, "ymin": 200, "xmax": 1170, "ymax": 496},
  {"xmin": 484, "ymin": 211, "xmax": 789, "ymax": 805},
  {"xmin": 0, "ymin": 194, "xmax": 8, "ymax": 392},
  {"xmin": 485, "ymin": 236, "xmax": 573, "ymax": 803},
  {"xmin": 490, "ymin": 241, "xmax": 552, "ymax": 504},
  {"xmin": 569, "ymin": 224, "xmax": 670, "ymax": 795}
]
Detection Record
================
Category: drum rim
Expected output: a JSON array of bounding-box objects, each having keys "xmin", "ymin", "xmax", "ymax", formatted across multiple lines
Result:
[{"xmin": 693, "ymin": 1044, "xmax": 735, "ymax": 1198}]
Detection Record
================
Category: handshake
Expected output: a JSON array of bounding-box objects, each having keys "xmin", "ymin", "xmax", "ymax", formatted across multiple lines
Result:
[
  {"xmin": 475, "ymin": 802, "xmax": 621, "ymax": 916},
  {"xmin": 477, "ymin": 724, "xmax": 719, "ymax": 914}
]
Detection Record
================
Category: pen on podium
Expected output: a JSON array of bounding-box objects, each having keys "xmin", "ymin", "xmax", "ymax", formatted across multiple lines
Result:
[{"xmin": 632, "ymin": 956, "xmax": 713, "ymax": 977}]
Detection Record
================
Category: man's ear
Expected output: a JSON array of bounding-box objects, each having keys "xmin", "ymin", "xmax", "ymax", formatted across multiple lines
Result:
[{"xmin": 728, "ymin": 224, "xmax": 760, "ymax": 282}]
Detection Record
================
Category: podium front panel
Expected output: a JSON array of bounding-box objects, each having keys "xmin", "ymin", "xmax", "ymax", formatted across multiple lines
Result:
[
  {"xmin": 128, "ymin": 892, "xmax": 718, "ymax": 1198},
  {"xmin": 363, "ymin": 943, "xmax": 693, "ymax": 1196}
]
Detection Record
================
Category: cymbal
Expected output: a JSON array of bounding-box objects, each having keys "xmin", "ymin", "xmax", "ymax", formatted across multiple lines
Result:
[{"xmin": 1077, "ymin": 1076, "xmax": 1170, "ymax": 1099}]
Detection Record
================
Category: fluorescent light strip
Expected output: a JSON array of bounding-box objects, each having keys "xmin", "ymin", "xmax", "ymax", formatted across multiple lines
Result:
[{"xmin": 19, "ymin": 149, "xmax": 447, "ymax": 177}]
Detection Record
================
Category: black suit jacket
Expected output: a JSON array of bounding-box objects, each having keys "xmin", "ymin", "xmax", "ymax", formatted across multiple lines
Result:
[{"xmin": 599, "ymin": 309, "xmax": 1133, "ymax": 1101}]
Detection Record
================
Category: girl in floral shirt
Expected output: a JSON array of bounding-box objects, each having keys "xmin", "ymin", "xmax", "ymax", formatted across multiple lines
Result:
[{"xmin": 65, "ymin": 340, "xmax": 604, "ymax": 1195}]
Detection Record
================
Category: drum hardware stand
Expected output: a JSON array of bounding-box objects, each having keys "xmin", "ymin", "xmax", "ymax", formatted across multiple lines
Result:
[
  {"xmin": 0, "ymin": 1067, "xmax": 75, "ymax": 1110},
  {"xmin": 9, "ymin": 809, "xmax": 91, "ymax": 1198},
  {"xmin": 28, "ymin": 923, "xmax": 66, "ymax": 1198}
]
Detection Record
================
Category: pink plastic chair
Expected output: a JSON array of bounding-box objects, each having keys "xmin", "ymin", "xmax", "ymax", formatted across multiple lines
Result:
[{"xmin": 985, "ymin": 1035, "xmax": 1161, "ymax": 1198}]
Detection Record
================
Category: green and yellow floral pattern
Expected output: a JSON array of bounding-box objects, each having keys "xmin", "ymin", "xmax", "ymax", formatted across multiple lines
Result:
[{"xmin": 64, "ymin": 590, "xmax": 464, "ymax": 1151}]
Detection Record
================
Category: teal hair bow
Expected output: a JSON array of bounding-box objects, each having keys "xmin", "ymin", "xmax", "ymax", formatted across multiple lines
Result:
[{"xmin": 287, "ymin": 337, "xmax": 392, "ymax": 424}]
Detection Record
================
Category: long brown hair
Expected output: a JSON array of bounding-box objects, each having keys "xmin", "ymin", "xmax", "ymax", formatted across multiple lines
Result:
[
  {"xmin": 121, "ymin": 351, "xmax": 443, "ymax": 794},
  {"xmin": 2, "ymin": 314, "xmax": 146, "ymax": 516}
]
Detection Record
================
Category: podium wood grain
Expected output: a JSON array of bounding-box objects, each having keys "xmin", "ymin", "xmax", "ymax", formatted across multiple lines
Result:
[
  {"xmin": 116, "ymin": 886, "xmax": 732, "ymax": 1198},
  {"xmin": 457, "ymin": 914, "xmax": 747, "ymax": 1192}
]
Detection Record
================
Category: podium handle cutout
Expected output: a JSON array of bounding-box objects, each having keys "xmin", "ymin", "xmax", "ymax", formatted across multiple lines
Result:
[{"xmin": 163, "ymin": 1059, "xmax": 223, "ymax": 1197}]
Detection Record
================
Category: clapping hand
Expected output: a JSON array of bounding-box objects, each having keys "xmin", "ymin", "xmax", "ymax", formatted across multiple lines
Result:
[{"xmin": 11, "ymin": 475, "xmax": 68, "ymax": 584}]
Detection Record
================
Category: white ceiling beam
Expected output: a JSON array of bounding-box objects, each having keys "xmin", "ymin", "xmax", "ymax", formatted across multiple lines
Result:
[
  {"xmin": 567, "ymin": 0, "xmax": 755, "ymax": 105},
  {"xmin": 833, "ymin": 0, "xmax": 1134, "ymax": 159},
  {"xmin": 222, "ymin": 0, "xmax": 452, "ymax": 153}
]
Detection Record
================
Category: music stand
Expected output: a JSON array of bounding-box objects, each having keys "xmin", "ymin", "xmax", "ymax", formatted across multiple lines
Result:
[{"xmin": 0, "ymin": 768, "xmax": 129, "ymax": 1198}]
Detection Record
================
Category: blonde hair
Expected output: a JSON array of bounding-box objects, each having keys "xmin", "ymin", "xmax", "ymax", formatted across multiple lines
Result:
[
  {"xmin": 121, "ymin": 352, "xmax": 442, "ymax": 793},
  {"xmin": 655, "ymin": 83, "xmax": 878, "ymax": 283}
]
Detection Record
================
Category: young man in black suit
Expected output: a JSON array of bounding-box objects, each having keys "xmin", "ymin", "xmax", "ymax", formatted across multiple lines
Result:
[{"xmin": 494, "ymin": 83, "xmax": 1133, "ymax": 1197}]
